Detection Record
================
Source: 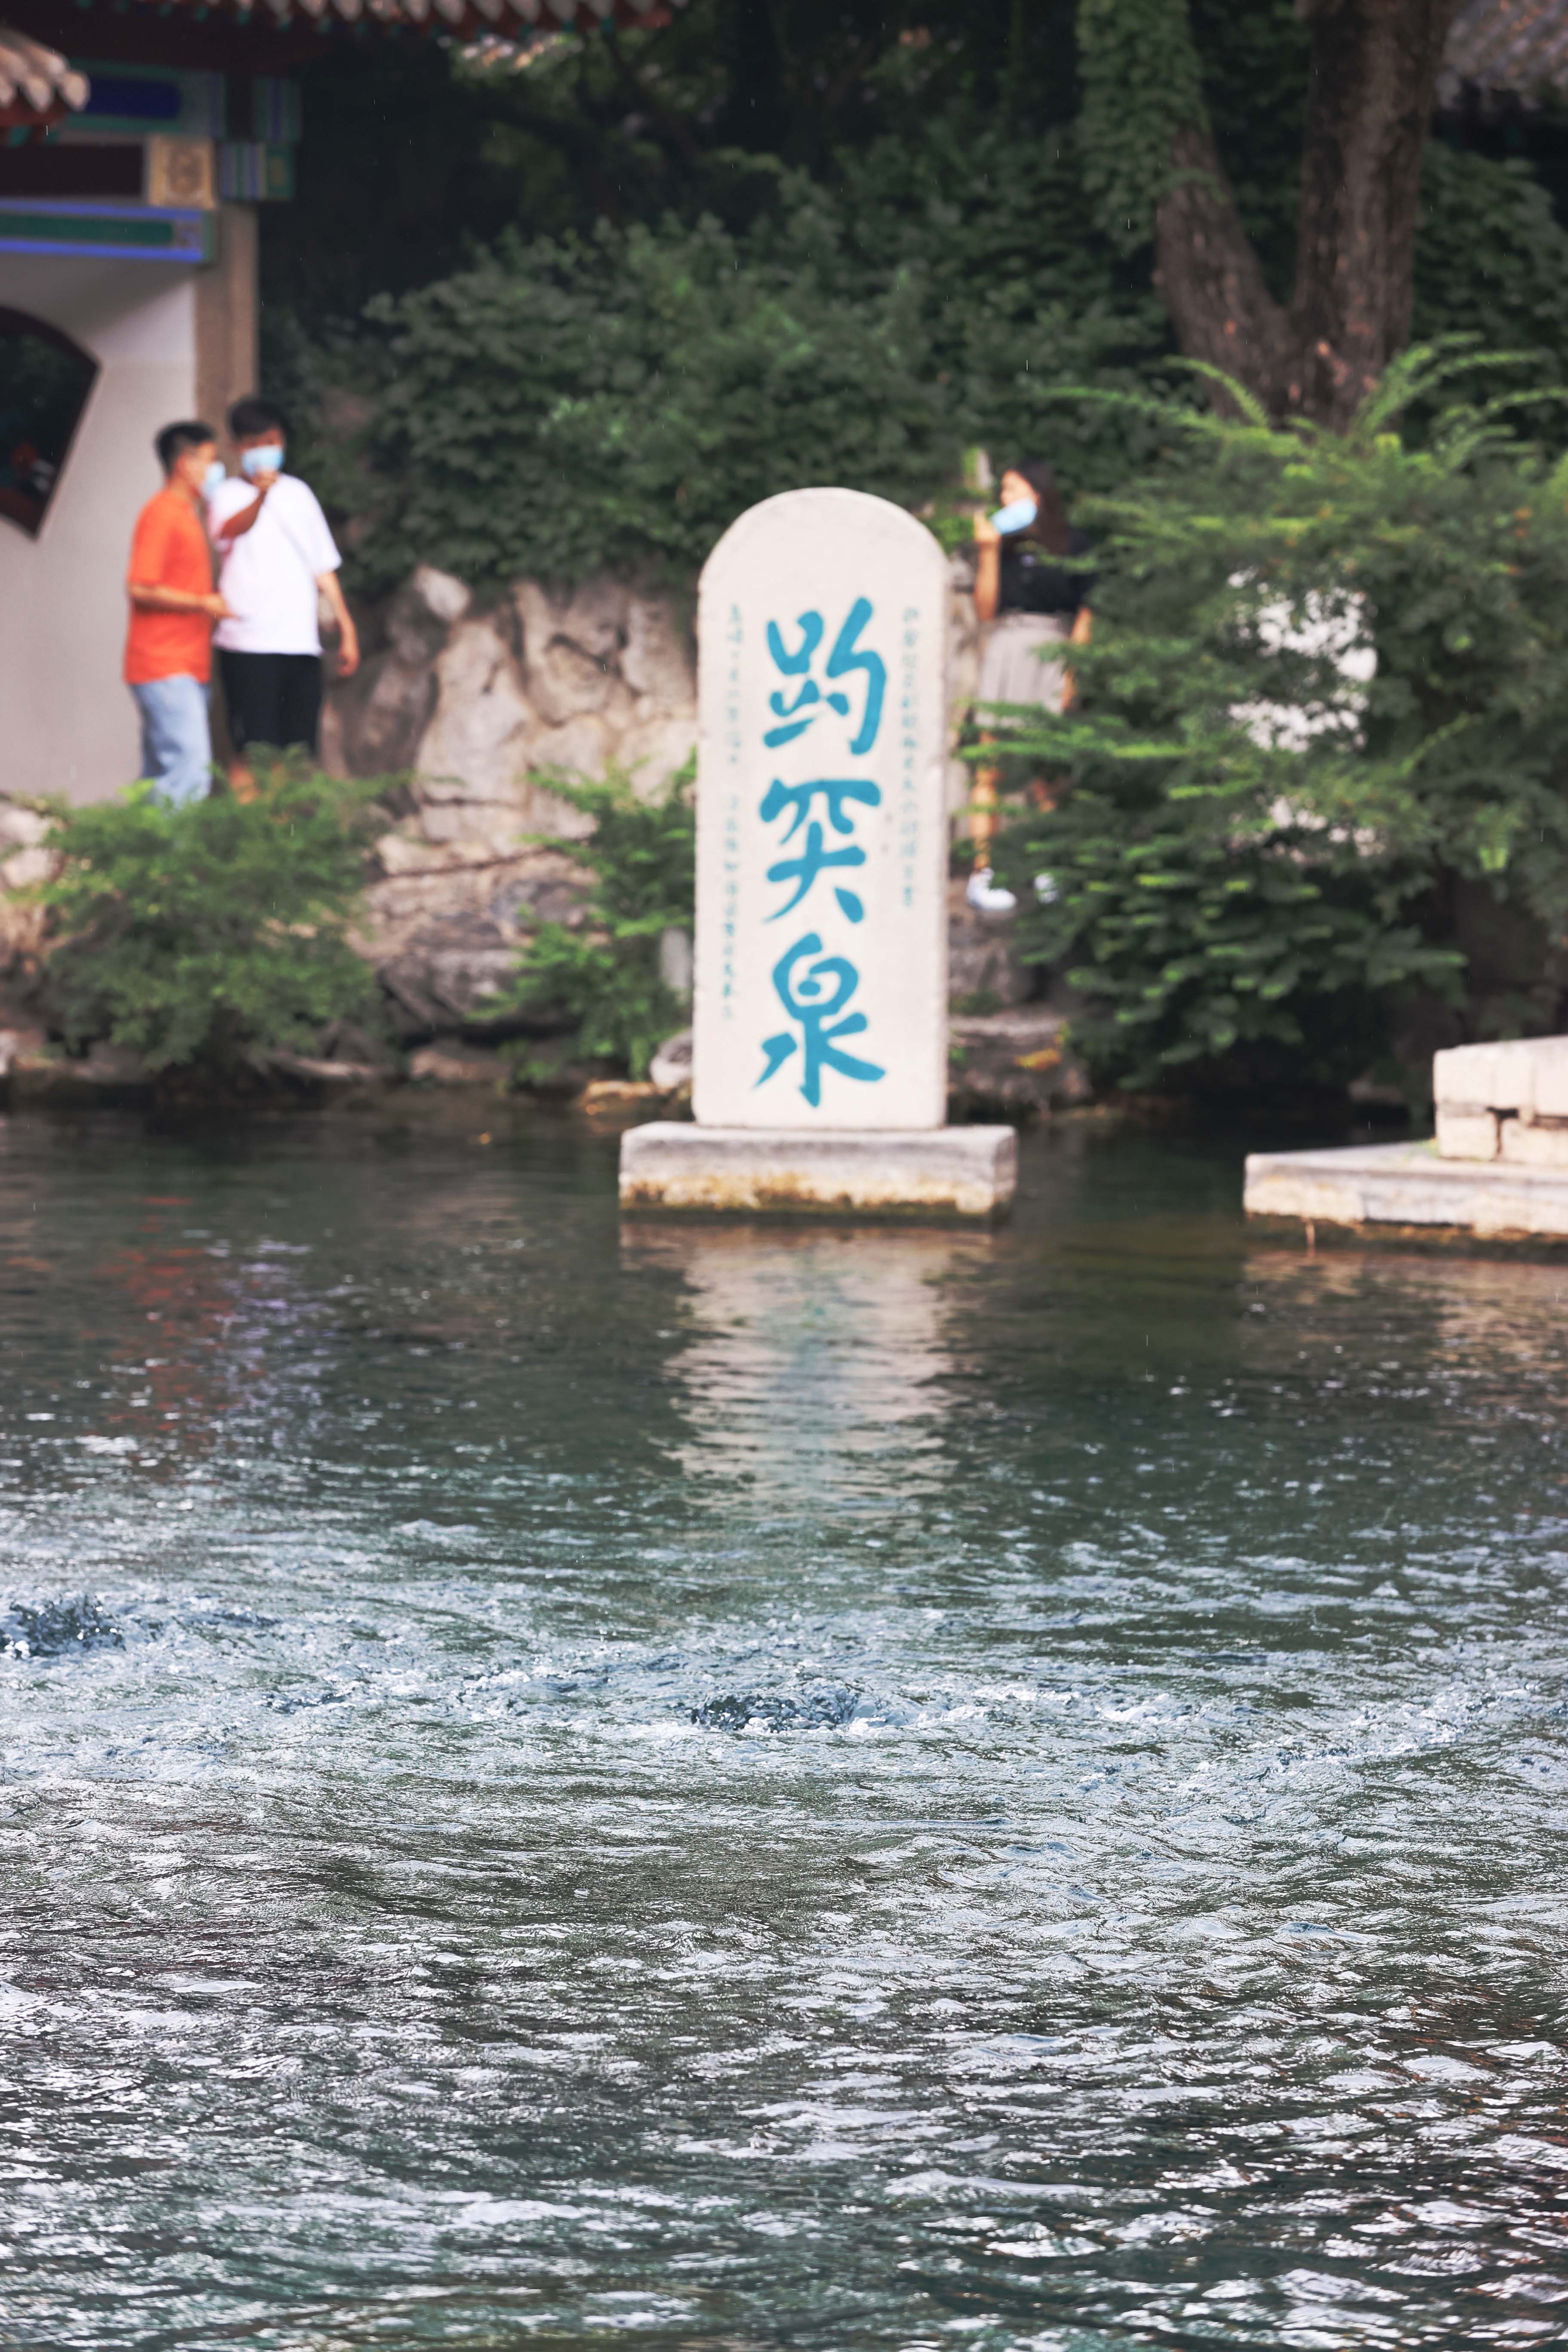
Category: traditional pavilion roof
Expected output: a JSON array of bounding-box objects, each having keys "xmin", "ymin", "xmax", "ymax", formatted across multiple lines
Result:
[
  {"xmin": 1439, "ymin": 0, "xmax": 1568, "ymax": 106},
  {"xmin": 0, "ymin": 0, "xmax": 685, "ymax": 125},
  {"xmin": 7, "ymin": 0, "xmax": 1562, "ymax": 139},
  {"xmin": 179, "ymin": 0, "xmax": 685, "ymax": 28},
  {"xmin": 33, "ymin": 0, "xmax": 681, "ymax": 31},
  {"xmin": 5, "ymin": 0, "xmax": 1550, "ymax": 146},
  {"xmin": 0, "ymin": 26, "xmax": 87, "ymax": 132}
]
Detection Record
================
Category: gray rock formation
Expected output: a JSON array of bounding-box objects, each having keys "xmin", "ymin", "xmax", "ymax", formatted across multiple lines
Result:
[
  {"xmin": 327, "ymin": 555, "xmax": 1006, "ymax": 1046},
  {"xmin": 324, "ymin": 567, "xmax": 697, "ymax": 836},
  {"xmin": 0, "ymin": 802, "xmax": 51, "ymax": 977},
  {"xmin": 948, "ymin": 1007, "xmax": 1091, "ymax": 1118},
  {"xmin": 360, "ymin": 845, "xmax": 591, "ymax": 1040},
  {"xmin": 324, "ymin": 569, "xmax": 702, "ymax": 1040}
]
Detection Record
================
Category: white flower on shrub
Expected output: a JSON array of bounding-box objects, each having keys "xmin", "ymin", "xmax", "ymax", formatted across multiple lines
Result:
[{"xmin": 1230, "ymin": 581, "xmax": 1376, "ymax": 753}]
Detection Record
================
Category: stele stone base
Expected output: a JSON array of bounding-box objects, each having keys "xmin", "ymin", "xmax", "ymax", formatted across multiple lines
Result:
[
  {"xmin": 619, "ymin": 1123, "xmax": 1018, "ymax": 1219},
  {"xmin": 1243, "ymin": 1139, "xmax": 1568, "ymax": 1243}
]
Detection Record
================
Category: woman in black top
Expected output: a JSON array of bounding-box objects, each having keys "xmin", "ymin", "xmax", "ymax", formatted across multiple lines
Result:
[{"xmin": 968, "ymin": 459, "xmax": 1092, "ymax": 914}]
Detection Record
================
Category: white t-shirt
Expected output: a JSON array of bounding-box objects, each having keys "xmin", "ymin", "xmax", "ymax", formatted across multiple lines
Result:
[{"xmin": 207, "ymin": 473, "xmax": 340, "ymax": 655}]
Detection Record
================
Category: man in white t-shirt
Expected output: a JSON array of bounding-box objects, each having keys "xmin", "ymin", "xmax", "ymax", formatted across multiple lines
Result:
[{"xmin": 206, "ymin": 395, "xmax": 359, "ymax": 790}]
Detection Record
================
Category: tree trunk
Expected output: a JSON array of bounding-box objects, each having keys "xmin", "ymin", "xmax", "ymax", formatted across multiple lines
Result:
[
  {"xmin": 1153, "ymin": 0, "xmax": 1464, "ymax": 429},
  {"xmin": 1152, "ymin": 118, "xmax": 1292, "ymax": 413},
  {"xmin": 1290, "ymin": 0, "xmax": 1462, "ymax": 425}
]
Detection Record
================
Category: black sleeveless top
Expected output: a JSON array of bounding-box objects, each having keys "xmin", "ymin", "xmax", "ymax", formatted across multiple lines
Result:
[{"xmin": 997, "ymin": 525, "xmax": 1093, "ymax": 617}]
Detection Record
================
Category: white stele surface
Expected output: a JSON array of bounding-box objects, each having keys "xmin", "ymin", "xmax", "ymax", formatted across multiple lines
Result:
[{"xmin": 692, "ymin": 488, "xmax": 949, "ymax": 1130}]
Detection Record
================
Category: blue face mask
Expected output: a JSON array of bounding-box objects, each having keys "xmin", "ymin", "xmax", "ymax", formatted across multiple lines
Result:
[
  {"xmin": 240, "ymin": 443, "xmax": 283, "ymax": 479},
  {"xmin": 202, "ymin": 459, "xmax": 226, "ymax": 496},
  {"xmin": 991, "ymin": 496, "xmax": 1038, "ymax": 535}
]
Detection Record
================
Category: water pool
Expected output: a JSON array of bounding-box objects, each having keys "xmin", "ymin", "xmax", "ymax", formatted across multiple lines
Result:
[{"xmin": 2, "ymin": 1106, "xmax": 1566, "ymax": 2350}]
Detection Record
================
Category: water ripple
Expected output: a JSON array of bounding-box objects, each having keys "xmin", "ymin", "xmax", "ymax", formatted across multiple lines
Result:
[{"xmin": 0, "ymin": 1111, "xmax": 1565, "ymax": 2347}]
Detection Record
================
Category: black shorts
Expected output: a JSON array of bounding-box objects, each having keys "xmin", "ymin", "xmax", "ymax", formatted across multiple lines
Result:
[{"xmin": 218, "ymin": 650, "xmax": 323, "ymax": 757}]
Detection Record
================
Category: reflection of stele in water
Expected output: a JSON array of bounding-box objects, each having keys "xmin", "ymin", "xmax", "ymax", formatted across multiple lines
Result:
[
  {"xmin": 621, "ymin": 1222, "xmax": 997, "ymax": 1505},
  {"xmin": 621, "ymin": 486, "xmax": 1018, "ymax": 1215}
]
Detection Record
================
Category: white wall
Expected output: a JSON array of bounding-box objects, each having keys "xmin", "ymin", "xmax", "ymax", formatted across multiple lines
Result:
[{"xmin": 0, "ymin": 256, "xmax": 198, "ymax": 801}]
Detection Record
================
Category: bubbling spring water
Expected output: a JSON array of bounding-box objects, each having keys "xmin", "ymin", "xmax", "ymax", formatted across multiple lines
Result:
[{"xmin": 1, "ymin": 1103, "xmax": 1567, "ymax": 2350}]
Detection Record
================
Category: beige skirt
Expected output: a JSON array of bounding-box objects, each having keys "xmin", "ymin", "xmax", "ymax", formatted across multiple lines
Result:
[{"xmin": 977, "ymin": 611, "xmax": 1070, "ymax": 714}]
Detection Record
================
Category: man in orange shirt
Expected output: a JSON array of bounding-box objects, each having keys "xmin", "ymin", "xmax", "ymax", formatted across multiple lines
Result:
[{"xmin": 124, "ymin": 421, "xmax": 230, "ymax": 804}]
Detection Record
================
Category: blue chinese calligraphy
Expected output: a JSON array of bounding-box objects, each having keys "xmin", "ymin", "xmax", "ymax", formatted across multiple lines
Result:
[
  {"xmin": 751, "ymin": 592, "xmax": 892, "ymax": 1104},
  {"xmin": 756, "ymin": 934, "xmax": 885, "ymax": 1107},
  {"xmin": 765, "ymin": 825, "xmax": 864, "ymax": 922},
  {"xmin": 759, "ymin": 776, "xmax": 880, "ymax": 840},
  {"xmin": 764, "ymin": 599, "xmax": 886, "ymax": 755},
  {"xmin": 759, "ymin": 777, "xmax": 881, "ymax": 922}
]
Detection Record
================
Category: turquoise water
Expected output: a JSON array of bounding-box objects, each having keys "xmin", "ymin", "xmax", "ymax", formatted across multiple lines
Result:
[{"xmin": 3, "ymin": 1106, "xmax": 1567, "ymax": 2350}]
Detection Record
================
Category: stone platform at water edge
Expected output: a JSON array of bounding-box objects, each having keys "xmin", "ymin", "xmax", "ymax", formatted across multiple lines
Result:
[
  {"xmin": 1243, "ymin": 1139, "xmax": 1568, "ymax": 1240},
  {"xmin": 619, "ymin": 1124, "xmax": 1017, "ymax": 1218},
  {"xmin": 1245, "ymin": 1035, "xmax": 1568, "ymax": 1241}
]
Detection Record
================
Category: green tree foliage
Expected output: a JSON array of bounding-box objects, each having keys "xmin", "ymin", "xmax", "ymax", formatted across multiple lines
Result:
[
  {"xmin": 1077, "ymin": 0, "xmax": 1210, "ymax": 252},
  {"xmin": 796, "ymin": 118, "xmax": 1175, "ymax": 489},
  {"xmin": 36, "ymin": 769, "xmax": 381, "ymax": 1079},
  {"xmin": 345, "ymin": 116, "xmax": 1176, "ymax": 594},
  {"xmin": 262, "ymin": 0, "xmax": 1082, "ymax": 329},
  {"xmin": 281, "ymin": 61, "xmax": 1568, "ymax": 597},
  {"xmin": 271, "ymin": 0, "xmax": 1568, "ymax": 548},
  {"xmin": 1005, "ymin": 803, "xmax": 1456, "ymax": 1091},
  {"xmin": 986, "ymin": 351, "xmax": 1568, "ymax": 1087},
  {"xmin": 1413, "ymin": 145, "xmax": 1568, "ymax": 392},
  {"xmin": 358, "ymin": 214, "xmax": 952, "ymax": 593},
  {"xmin": 1078, "ymin": 0, "xmax": 1316, "ymax": 285},
  {"xmin": 1185, "ymin": 0, "xmax": 1308, "ymax": 300},
  {"xmin": 488, "ymin": 763, "xmax": 695, "ymax": 1082}
]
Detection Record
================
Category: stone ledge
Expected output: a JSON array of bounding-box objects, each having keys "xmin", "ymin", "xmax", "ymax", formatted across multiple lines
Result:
[
  {"xmin": 1244, "ymin": 1139, "xmax": 1568, "ymax": 1241},
  {"xmin": 619, "ymin": 1123, "xmax": 1018, "ymax": 1219}
]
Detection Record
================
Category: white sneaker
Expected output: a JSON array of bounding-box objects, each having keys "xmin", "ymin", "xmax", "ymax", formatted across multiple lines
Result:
[
  {"xmin": 966, "ymin": 866, "xmax": 1018, "ymax": 915},
  {"xmin": 1033, "ymin": 871, "xmax": 1060, "ymax": 905}
]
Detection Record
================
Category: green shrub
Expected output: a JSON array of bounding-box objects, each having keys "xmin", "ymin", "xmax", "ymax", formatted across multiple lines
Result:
[
  {"xmin": 1413, "ymin": 147, "xmax": 1568, "ymax": 398},
  {"xmin": 283, "ymin": 76, "xmax": 1568, "ymax": 604},
  {"xmin": 35, "ymin": 766, "xmax": 383, "ymax": 1079},
  {"xmin": 327, "ymin": 107, "xmax": 1182, "ymax": 596},
  {"xmin": 358, "ymin": 212, "xmax": 956, "ymax": 595},
  {"xmin": 760, "ymin": 118, "xmax": 1179, "ymax": 499},
  {"xmin": 1002, "ymin": 797, "xmax": 1457, "ymax": 1089},
  {"xmin": 986, "ymin": 349, "xmax": 1568, "ymax": 1089},
  {"xmin": 488, "ymin": 762, "xmax": 695, "ymax": 1084}
]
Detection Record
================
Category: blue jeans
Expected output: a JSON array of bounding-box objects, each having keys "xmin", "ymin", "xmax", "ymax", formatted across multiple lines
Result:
[{"xmin": 130, "ymin": 674, "xmax": 212, "ymax": 806}]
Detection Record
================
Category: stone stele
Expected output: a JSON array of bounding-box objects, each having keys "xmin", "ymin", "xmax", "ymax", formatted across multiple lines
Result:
[
  {"xmin": 621, "ymin": 487, "xmax": 1014, "ymax": 1217},
  {"xmin": 694, "ymin": 487, "xmax": 950, "ymax": 1128}
]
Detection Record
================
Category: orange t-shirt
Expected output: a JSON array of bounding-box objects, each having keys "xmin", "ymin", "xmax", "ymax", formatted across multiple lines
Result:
[{"xmin": 124, "ymin": 485, "xmax": 213, "ymax": 685}]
